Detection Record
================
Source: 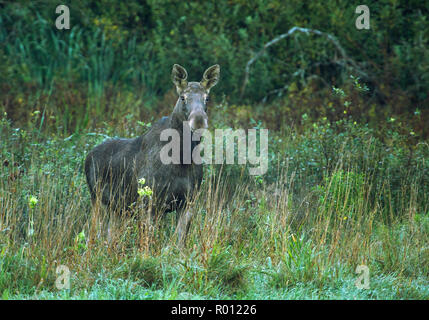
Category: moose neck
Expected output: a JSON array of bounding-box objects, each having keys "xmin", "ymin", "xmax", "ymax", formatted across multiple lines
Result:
[{"xmin": 170, "ymin": 99, "xmax": 187, "ymax": 132}]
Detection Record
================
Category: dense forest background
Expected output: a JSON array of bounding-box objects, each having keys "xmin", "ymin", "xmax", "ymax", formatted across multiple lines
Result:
[{"xmin": 0, "ymin": 0, "xmax": 428, "ymax": 137}]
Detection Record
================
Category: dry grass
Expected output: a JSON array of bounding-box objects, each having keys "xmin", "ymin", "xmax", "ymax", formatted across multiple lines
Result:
[{"xmin": 0, "ymin": 111, "xmax": 428, "ymax": 299}]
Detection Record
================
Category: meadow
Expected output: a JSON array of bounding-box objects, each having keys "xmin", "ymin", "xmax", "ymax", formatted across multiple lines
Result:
[
  {"xmin": 0, "ymin": 1, "xmax": 428, "ymax": 300},
  {"xmin": 1, "ymin": 91, "xmax": 428, "ymax": 299}
]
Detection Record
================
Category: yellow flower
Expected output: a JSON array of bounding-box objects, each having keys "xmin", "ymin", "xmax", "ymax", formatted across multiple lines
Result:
[
  {"xmin": 138, "ymin": 186, "xmax": 153, "ymax": 198},
  {"xmin": 28, "ymin": 195, "xmax": 38, "ymax": 209}
]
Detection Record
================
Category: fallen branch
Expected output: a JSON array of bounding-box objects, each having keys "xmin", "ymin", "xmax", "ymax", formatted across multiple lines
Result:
[{"xmin": 240, "ymin": 26, "xmax": 369, "ymax": 98}]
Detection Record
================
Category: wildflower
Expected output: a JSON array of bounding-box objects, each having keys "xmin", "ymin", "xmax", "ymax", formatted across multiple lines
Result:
[
  {"xmin": 138, "ymin": 186, "xmax": 153, "ymax": 198},
  {"xmin": 74, "ymin": 230, "xmax": 87, "ymax": 252},
  {"xmin": 28, "ymin": 195, "xmax": 38, "ymax": 209}
]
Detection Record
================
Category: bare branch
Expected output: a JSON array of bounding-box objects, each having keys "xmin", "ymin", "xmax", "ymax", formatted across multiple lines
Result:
[{"xmin": 240, "ymin": 26, "xmax": 369, "ymax": 98}]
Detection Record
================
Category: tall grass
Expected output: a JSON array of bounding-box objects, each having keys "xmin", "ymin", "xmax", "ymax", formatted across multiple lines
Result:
[
  {"xmin": 0, "ymin": 2, "xmax": 427, "ymax": 300},
  {"xmin": 0, "ymin": 8, "xmax": 161, "ymax": 133},
  {"xmin": 0, "ymin": 9, "xmax": 154, "ymax": 90},
  {"xmin": 0, "ymin": 109, "xmax": 427, "ymax": 299}
]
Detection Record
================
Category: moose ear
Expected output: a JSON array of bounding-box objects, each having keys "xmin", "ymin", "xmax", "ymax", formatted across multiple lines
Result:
[
  {"xmin": 200, "ymin": 64, "xmax": 220, "ymax": 92},
  {"xmin": 171, "ymin": 64, "xmax": 188, "ymax": 94}
]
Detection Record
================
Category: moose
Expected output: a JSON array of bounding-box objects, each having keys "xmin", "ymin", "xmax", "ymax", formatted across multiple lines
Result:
[{"xmin": 85, "ymin": 64, "xmax": 220, "ymax": 244}]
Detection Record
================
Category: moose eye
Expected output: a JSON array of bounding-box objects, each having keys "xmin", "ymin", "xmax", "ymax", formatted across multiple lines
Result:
[{"xmin": 180, "ymin": 96, "xmax": 186, "ymax": 103}]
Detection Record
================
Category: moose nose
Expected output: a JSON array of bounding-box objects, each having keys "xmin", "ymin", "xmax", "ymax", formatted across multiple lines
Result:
[{"xmin": 189, "ymin": 111, "xmax": 208, "ymax": 131}]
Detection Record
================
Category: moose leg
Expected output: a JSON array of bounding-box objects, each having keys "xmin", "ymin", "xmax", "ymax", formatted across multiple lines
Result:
[{"xmin": 176, "ymin": 210, "xmax": 194, "ymax": 246}]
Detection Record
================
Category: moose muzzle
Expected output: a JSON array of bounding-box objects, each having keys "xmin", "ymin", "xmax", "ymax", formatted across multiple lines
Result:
[{"xmin": 188, "ymin": 109, "xmax": 208, "ymax": 131}]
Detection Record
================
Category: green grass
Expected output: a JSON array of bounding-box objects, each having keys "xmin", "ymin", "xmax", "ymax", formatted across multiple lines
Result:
[
  {"xmin": 5, "ymin": 268, "xmax": 429, "ymax": 300},
  {"xmin": 0, "ymin": 1, "xmax": 428, "ymax": 301},
  {"xmin": 0, "ymin": 104, "xmax": 427, "ymax": 300}
]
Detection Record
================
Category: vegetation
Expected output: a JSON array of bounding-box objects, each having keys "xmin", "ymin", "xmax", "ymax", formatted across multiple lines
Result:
[{"xmin": 0, "ymin": 1, "xmax": 428, "ymax": 299}]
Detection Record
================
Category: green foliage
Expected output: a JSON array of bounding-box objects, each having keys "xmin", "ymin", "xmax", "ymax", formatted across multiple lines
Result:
[
  {"xmin": 73, "ymin": 230, "xmax": 87, "ymax": 254},
  {"xmin": 0, "ymin": 0, "xmax": 427, "ymax": 300},
  {"xmin": 114, "ymin": 255, "xmax": 174, "ymax": 288},
  {"xmin": 0, "ymin": 252, "xmax": 56, "ymax": 296},
  {"xmin": 205, "ymin": 244, "xmax": 249, "ymax": 294},
  {"xmin": 315, "ymin": 170, "xmax": 366, "ymax": 220},
  {"xmin": 268, "ymin": 235, "xmax": 320, "ymax": 288},
  {"xmin": 1, "ymin": 1, "xmax": 428, "ymax": 135}
]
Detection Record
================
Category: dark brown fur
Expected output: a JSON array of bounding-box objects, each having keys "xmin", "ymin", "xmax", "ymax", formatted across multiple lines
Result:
[{"xmin": 84, "ymin": 64, "xmax": 220, "ymax": 242}]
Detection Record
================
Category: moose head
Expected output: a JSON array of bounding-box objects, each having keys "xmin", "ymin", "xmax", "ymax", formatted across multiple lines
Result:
[{"xmin": 171, "ymin": 64, "xmax": 220, "ymax": 132}]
